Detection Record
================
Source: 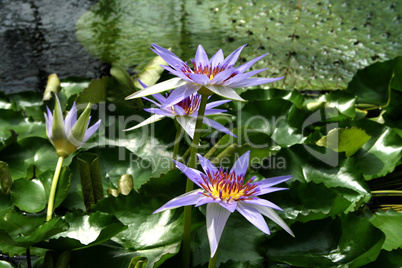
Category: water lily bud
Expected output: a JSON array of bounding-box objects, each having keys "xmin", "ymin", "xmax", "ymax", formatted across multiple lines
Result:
[{"xmin": 44, "ymin": 96, "xmax": 101, "ymax": 157}]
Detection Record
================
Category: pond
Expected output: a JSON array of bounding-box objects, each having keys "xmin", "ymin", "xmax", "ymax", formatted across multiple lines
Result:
[{"xmin": 1, "ymin": 0, "xmax": 401, "ymax": 93}]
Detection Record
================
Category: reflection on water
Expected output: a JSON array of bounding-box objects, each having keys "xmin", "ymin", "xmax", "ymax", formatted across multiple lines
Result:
[
  {"xmin": 1, "ymin": 0, "xmax": 400, "ymax": 93},
  {"xmin": 0, "ymin": 0, "xmax": 109, "ymax": 94}
]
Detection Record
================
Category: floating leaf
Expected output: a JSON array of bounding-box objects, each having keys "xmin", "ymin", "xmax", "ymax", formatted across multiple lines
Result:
[
  {"xmin": 346, "ymin": 58, "xmax": 394, "ymax": 107},
  {"xmin": 316, "ymin": 127, "xmax": 372, "ymax": 157},
  {"xmin": 76, "ymin": 77, "xmax": 107, "ymax": 105},
  {"xmin": 353, "ymin": 122, "xmax": 402, "ymax": 180},
  {"xmin": 68, "ymin": 170, "xmax": 204, "ymax": 268},
  {"xmin": 0, "ymin": 217, "xmax": 68, "ymax": 248},
  {"xmin": 38, "ymin": 168, "xmax": 72, "ymax": 209},
  {"xmin": 370, "ymin": 209, "xmax": 402, "ymax": 251},
  {"xmin": 265, "ymin": 213, "xmax": 385, "ymax": 267},
  {"xmin": 390, "ymin": 57, "xmax": 402, "ymax": 91},
  {"xmin": 11, "ymin": 178, "xmax": 47, "ymax": 213},
  {"xmin": 109, "ymin": 64, "xmax": 143, "ymax": 110},
  {"xmin": 0, "ymin": 137, "xmax": 73, "ymax": 180},
  {"xmin": 76, "ymin": 0, "xmax": 401, "ymax": 90},
  {"xmin": 40, "ymin": 211, "xmax": 126, "ymax": 251}
]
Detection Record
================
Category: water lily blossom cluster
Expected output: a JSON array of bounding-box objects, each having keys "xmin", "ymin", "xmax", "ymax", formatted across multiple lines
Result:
[
  {"xmin": 126, "ymin": 44, "xmax": 284, "ymax": 106},
  {"xmin": 44, "ymin": 96, "xmax": 101, "ymax": 157},
  {"xmin": 125, "ymin": 89, "xmax": 236, "ymax": 138},
  {"xmin": 154, "ymin": 151, "xmax": 294, "ymax": 257}
]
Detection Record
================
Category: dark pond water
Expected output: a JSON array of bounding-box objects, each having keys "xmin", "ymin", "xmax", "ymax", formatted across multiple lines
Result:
[
  {"xmin": 0, "ymin": 0, "xmax": 109, "ymax": 94},
  {"xmin": 1, "ymin": 0, "xmax": 400, "ymax": 93}
]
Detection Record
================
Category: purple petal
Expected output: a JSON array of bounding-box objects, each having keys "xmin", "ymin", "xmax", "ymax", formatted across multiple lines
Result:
[
  {"xmin": 161, "ymin": 65, "xmax": 193, "ymax": 82},
  {"xmin": 204, "ymin": 84, "xmax": 246, "ymax": 102},
  {"xmin": 205, "ymin": 100, "xmax": 231, "ymax": 109},
  {"xmin": 206, "ymin": 203, "xmax": 231, "ymax": 257},
  {"xmin": 64, "ymin": 102, "xmax": 77, "ymax": 134},
  {"xmin": 219, "ymin": 201, "xmax": 237, "ymax": 213},
  {"xmin": 202, "ymin": 108, "xmax": 227, "ymax": 115},
  {"xmin": 173, "ymin": 105, "xmax": 186, "ymax": 116},
  {"xmin": 210, "ymin": 49, "xmax": 224, "ymax": 67},
  {"xmin": 197, "ymin": 154, "xmax": 218, "ymax": 174},
  {"xmin": 176, "ymin": 116, "xmax": 196, "ymax": 138},
  {"xmin": 202, "ymin": 117, "xmax": 236, "ymax": 137},
  {"xmin": 144, "ymin": 108, "xmax": 173, "ymax": 116},
  {"xmin": 44, "ymin": 107, "xmax": 53, "ymax": 139},
  {"xmin": 81, "ymin": 119, "xmax": 101, "ymax": 144},
  {"xmin": 236, "ymin": 202, "xmax": 270, "ymax": 234},
  {"xmin": 153, "ymin": 189, "xmax": 205, "ymax": 214},
  {"xmin": 173, "ymin": 159, "xmax": 204, "ymax": 188},
  {"xmin": 230, "ymin": 151, "xmax": 250, "ymax": 176},
  {"xmin": 254, "ymin": 175, "xmax": 292, "ymax": 192},
  {"xmin": 221, "ymin": 44, "xmax": 247, "ymax": 68},
  {"xmin": 254, "ymin": 187, "xmax": 289, "ymax": 196},
  {"xmin": 248, "ymin": 204, "xmax": 294, "ymax": 237},
  {"xmin": 137, "ymin": 79, "xmax": 148, "ymax": 89},
  {"xmin": 210, "ymin": 68, "xmax": 236, "ymax": 84},
  {"xmin": 162, "ymin": 83, "xmax": 201, "ymax": 108},
  {"xmin": 224, "ymin": 68, "xmax": 268, "ymax": 86},
  {"xmin": 235, "ymin": 53, "xmax": 267, "ymax": 74},
  {"xmin": 142, "ymin": 96, "xmax": 162, "ymax": 107},
  {"xmin": 194, "ymin": 45, "xmax": 210, "ymax": 67},
  {"xmin": 242, "ymin": 197, "xmax": 283, "ymax": 211},
  {"xmin": 227, "ymin": 77, "xmax": 284, "ymax": 88},
  {"xmin": 152, "ymin": 93, "xmax": 166, "ymax": 103},
  {"xmin": 188, "ymin": 73, "xmax": 211, "ymax": 85},
  {"xmin": 151, "ymin": 44, "xmax": 185, "ymax": 69},
  {"xmin": 195, "ymin": 196, "xmax": 218, "ymax": 207}
]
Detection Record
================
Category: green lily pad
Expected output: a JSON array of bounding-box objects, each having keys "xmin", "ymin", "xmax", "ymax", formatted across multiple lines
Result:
[
  {"xmin": 391, "ymin": 56, "xmax": 402, "ymax": 91},
  {"xmin": 265, "ymin": 213, "xmax": 385, "ymax": 267},
  {"xmin": 76, "ymin": 0, "xmax": 401, "ymax": 90},
  {"xmin": 316, "ymin": 127, "xmax": 372, "ymax": 157},
  {"xmin": 370, "ymin": 209, "xmax": 402, "ymax": 251},
  {"xmin": 7, "ymin": 91, "xmax": 44, "ymax": 122},
  {"xmin": 11, "ymin": 168, "xmax": 71, "ymax": 213},
  {"xmin": 76, "ymin": 77, "xmax": 108, "ymax": 105},
  {"xmin": 40, "ymin": 211, "xmax": 126, "ymax": 250},
  {"xmin": 364, "ymin": 249, "xmax": 402, "ymax": 268},
  {"xmin": 346, "ymin": 58, "xmax": 394, "ymax": 107},
  {"xmin": 352, "ymin": 121, "xmax": 402, "ymax": 180},
  {"xmin": 11, "ymin": 178, "xmax": 47, "ymax": 213},
  {"xmin": 70, "ymin": 170, "xmax": 204, "ymax": 267},
  {"xmin": 321, "ymin": 90, "xmax": 357, "ymax": 118},
  {"xmin": 0, "ymin": 137, "xmax": 73, "ymax": 180},
  {"xmin": 0, "ymin": 109, "xmax": 46, "ymax": 148}
]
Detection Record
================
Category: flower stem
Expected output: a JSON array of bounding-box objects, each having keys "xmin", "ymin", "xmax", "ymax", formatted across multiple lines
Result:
[
  {"xmin": 46, "ymin": 156, "xmax": 64, "ymax": 221},
  {"xmin": 182, "ymin": 93, "xmax": 209, "ymax": 268},
  {"xmin": 171, "ymin": 119, "xmax": 182, "ymax": 169},
  {"xmin": 208, "ymin": 252, "xmax": 218, "ymax": 268},
  {"xmin": 26, "ymin": 247, "xmax": 32, "ymax": 268}
]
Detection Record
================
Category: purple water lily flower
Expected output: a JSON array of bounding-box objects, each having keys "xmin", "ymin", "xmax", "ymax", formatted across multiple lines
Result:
[
  {"xmin": 153, "ymin": 151, "xmax": 294, "ymax": 257},
  {"xmin": 125, "ymin": 83, "xmax": 236, "ymax": 138},
  {"xmin": 126, "ymin": 44, "xmax": 284, "ymax": 107},
  {"xmin": 44, "ymin": 95, "xmax": 101, "ymax": 157}
]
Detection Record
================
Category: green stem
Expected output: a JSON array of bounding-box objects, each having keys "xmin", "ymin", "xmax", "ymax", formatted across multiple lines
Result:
[
  {"xmin": 182, "ymin": 93, "xmax": 209, "ymax": 268},
  {"xmin": 46, "ymin": 156, "xmax": 64, "ymax": 221},
  {"xmin": 208, "ymin": 251, "xmax": 218, "ymax": 268},
  {"xmin": 171, "ymin": 119, "xmax": 182, "ymax": 169},
  {"xmin": 26, "ymin": 247, "xmax": 32, "ymax": 268}
]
